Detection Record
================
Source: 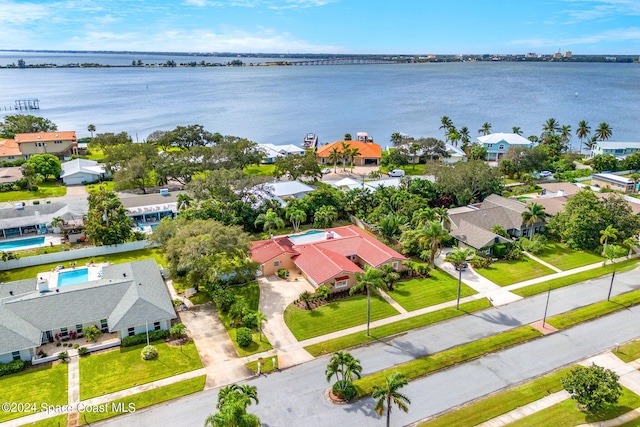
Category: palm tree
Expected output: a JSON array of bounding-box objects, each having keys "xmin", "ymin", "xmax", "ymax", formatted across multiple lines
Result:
[
  {"xmin": 459, "ymin": 126, "xmax": 471, "ymax": 148},
  {"xmin": 176, "ymin": 193, "xmax": 192, "ymax": 211},
  {"xmin": 542, "ymin": 118, "xmax": 561, "ymax": 135},
  {"xmin": 478, "ymin": 122, "xmax": 492, "ymax": 136},
  {"xmin": 411, "ymin": 207, "xmax": 436, "ymax": 227},
  {"xmin": 380, "ymin": 264, "xmax": 401, "ymax": 290},
  {"xmin": 521, "ymin": 203, "xmax": 546, "ymax": 237},
  {"xmin": 447, "ymin": 127, "xmax": 461, "ymax": 147},
  {"xmin": 599, "ymin": 225, "xmax": 618, "ymax": 246},
  {"xmin": 595, "ymin": 122, "xmax": 613, "ymax": 141},
  {"xmin": 372, "ymin": 371, "xmax": 411, "ymax": 427},
  {"xmin": 328, "ymin": 147, "xmax": 341, "ymax": 174},
  {"xmin": 325, "ymin": 351, "xmax": 363, "ymax": 393},
  {"xmin": 630, "ymin": 173, "xmax": 640, "ymax": 193},
  {"xmin": 440, "ymin": 116, "xmax": 453, "ymax": 139},
  {"xmin": 340, "ymin": 141, "xmax": 351, "ymax": 171},
  {"xmin": 255, "ymin": 311, "xmax": 267, "ymax": 342},
  {"xmin": 390, "ymin": 132, "xmax": 403, "ymax": 146},
  {"xmin": 576, "ymin": 120, "xmax": 591, "ymax": 153},
  {"xmin": 512, "ymin": 126, "xmax": 522, "ymax": 135},
  {"xmin": 206, "ymin": 384, "xmax": 260, "ymax": 427},
  {"xmin": 418, "ymin": 220, "xmax": 449, "ymax": 267},
  {"xmin": 584, "ymin": 135, "xmax": 598, "ymax": 153},
  {"xmin": 313, "ymin": 205, "xmax": 338, "ymax": 228},
  {"xmin": 349, "ymin": 146, "xmax": 361, "ymax": 169},
  {"xmin": 560, "ymin": 124, "xmax": 572, "ymax": 149},
  {"xmin": 602, "ymin": 244, "xmax": 628, "ymax": 301},
  {"xmin": 350, "ymin": 266, "xmax": 388, "ymax": 336},
  {"xmin": 254, "ymin": 208, "xmax": 284, "ymax": 236},
  {"xmin": 622, "ymin": 236, "xmax": 639, "ymax": 258},
  {"xmin": 434, "ymin": 207, "xmax": 450, "ymax": 228},
  {"xmin": 87, "ymin": 124, "xmax": 96, "ymax": 138},
  {"xmin": 445, "ymin": 247, "xmax": 475, "ymax": 309},
  {"xmin": 285, "ymin": 207, "xmax": 306, "ymax": 233}
]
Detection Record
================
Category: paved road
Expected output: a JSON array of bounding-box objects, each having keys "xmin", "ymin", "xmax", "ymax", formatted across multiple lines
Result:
[{"xmin": 99, "ymin": 267, "xmax": 640, "ymax": 427}]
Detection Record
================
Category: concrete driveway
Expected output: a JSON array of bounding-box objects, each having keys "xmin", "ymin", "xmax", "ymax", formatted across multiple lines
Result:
[{"xmin": 258, "ymin": 275, "xmax": 315, "ymax": 368}]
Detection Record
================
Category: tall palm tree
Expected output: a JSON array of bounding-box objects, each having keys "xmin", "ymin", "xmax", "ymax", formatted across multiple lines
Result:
[
  {"xmin": 521, "ymin": 203, "xmax": 546, "ymax": 237},
  {"xmin": 478, "ymin": 122, "xmax": 492, "ymax": 136},
  {"xmin": 349, "ymin": 146, "xmax": 361, "ymax": 169},
  {"xmin": 176, "ymin": 193, "xmax": 192, "ymax": 211},
  {"xmin": 411, "ymin": 207, "xmax": 436, "ymax": 227},
  {"xmin": 435, "ymin": 207, "xmax": 450, "ymax": 228},
  {"xmin": 255, "ymin": 311, "xmax": 267, "ymax": 342},
  {"xmin": 576, "ymin": 120, "xmax": 591, "ymax": 153},
  {"xmin": 87, "ymin": 124, "xmax": 96, "ymax": 138},
  {"xmin": 512, "ymin": 126, "xmax": 522, "ymax": 135},
  {"xmin": 447, "ymin": 127, "xmax": 461, "ymax": 147},
  {"xmin": 542, "ymin": 118, "xmax": 561, "ymax": 135},
  {"xmin": 459, "ymin": 126, "xmax": 471, "ymax": 149},
  {"xmin": 560, "ymin": 124, "xmax": 572, "ymax": 149},
  {"xmin": 622, "ymin": 236, "xmax": 639, "ymax": 258},
  {"xmin": 372, "ymin": 371, "xmax": 411, "ymax": 427},
  {"xmin": 285, "ymin": 207, "xmax": 306, "ymax": 233},
  {"xmin": 207, "ymin": 384, "xmax": 260, "ymax": 427},
  {"xmin": 349, "ymin": 266, "xmax": 388, "ymax": 336},
  {"xmin": 340, "ymin": 141, "xmax": 351, "ymax": 171},
  {"xmin": 599, "ymin": 225, "xmax": 618, "ymax": 246},
  {"xmin": 325, "ymin": 351, "xmax": 363, "ymax": 392},
  {"xmin": 440, "ymin": 116, "xmax": 453, "ymax": 139},
  {"xmin": 328, "ymin": 147, "xmax": 341, "ymax": 173},
  {"xmin": 390, "ymin": 132, "xmax": 403, "ymax": 146},
  {"xmin": 418, "ymin": 220, "xmax": 449, "ymax": 267},
  {"xmin": 584, "ymin": 135, "xmax": 598, "ymax": 153},
  {"xmin": 254, "ymin": 208, "xmax": 284, "ymax": 236},
  {"xmin": 595, "ymin": 122, "xmax": 613, "ymax": 141},
  {"xmin": 445, "ymin": 247, "xmax": 475, "ymax": 309}
]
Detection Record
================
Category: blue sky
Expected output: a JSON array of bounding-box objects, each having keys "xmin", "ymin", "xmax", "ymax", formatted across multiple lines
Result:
[{"xmin": 1, "ymin": 0, "xmax": 639, "ymax": 54}]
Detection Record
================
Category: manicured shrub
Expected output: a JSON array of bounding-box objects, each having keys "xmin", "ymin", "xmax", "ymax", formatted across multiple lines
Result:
[
  {"xmin": 236, "ymin": 327, "xmax": 253, "ymax": 348},
  {"xmin": 141, "ymin": 345, "xmax": 158, "ymax": 361},
  {"xmin": 58, "ymin": 352, "xmax": 69, "ymax": 362},
  {"xmin": 277, "ymin": 268, "xmax": 288, "ymax": 279},
  {"xmin": 84, "ymin": 325, "xmax": 101, "ymax": 342},
  {"xmin": 242, "ymin": 311, "xmax": 258, "ymax": 329},
  {"xmin": 78, "ymin": 347, "xmax": 89, "ymax": 356},
  {"xmin": 0, "ymin": 360, "xmax": 26, "ymax": 377},
  {"xmin": 121, "ymin": 329, "xmax": 169, "ymax": 347},
  {"xmin": 332, "ymin": 380, "xmax": 356, "ymax": 401}
]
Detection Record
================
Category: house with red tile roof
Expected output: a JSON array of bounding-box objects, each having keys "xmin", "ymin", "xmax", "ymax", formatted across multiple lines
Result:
[
  {"xmin": 14, "ymin": 131, "xmax": 78, "ymax": 160},
  {"xmin": 251, "ymin": 225, "xmax": 407, "ymax": 291},
  {"xmin": 0, "ymin": 138, "xmax": 22, "ymax": 162},
  {"xmin": 316, "ymin": 140, "xmax": 382, "ymax": 167}
]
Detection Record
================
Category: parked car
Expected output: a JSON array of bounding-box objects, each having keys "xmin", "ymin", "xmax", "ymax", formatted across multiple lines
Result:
[
  {"xmin": 321, "ymin": 167, "xmax": 332, "ymax": 174},
  {"xmin": 388, "ymin": 169, "xmax": 406, "ymax": 177},
  {"xmin": 539, "ymin": 170, "xmax": 553, "ymax": 177}
]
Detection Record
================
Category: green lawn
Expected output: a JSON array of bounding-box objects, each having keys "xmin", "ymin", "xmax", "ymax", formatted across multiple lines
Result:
[
  {"xmin": 614, "ymin": 339, "xmax": 640, "ymax": 363},
  {"xmin": 535, "ymin": 242, "xmax": 604, "ymax": 271},
  {"xmin": 354, "ymin": 326, "xmax": 543, "ymax": 396},
  {"xmin": 0, "ymin": 363, "xmax": 68, "ymax": 423},
  {"xmin": 512, "ymin": 258, "xmax": 640, "ymax": 297},
  {"xmin": 305, "ymin": 298, "xmax": 491, "ymax": 357},
  {"xmin": 217, "ymin": 282, "xmax": 273, "ymax": 357},
  {"xmin": 79, "ymin": 340, "xmax": 202, "ymax": 400},
  {"xmin": 387, "ymin": 268, "xmax": 477, "ymax": 311},
  {"xmin": 475, "ymin": 256, "xmax": 555, "ymax": 286},
  {"xmin": 244, "ymin": 164, "xmax": 276, "ymax": 177},
  {"xmin": 0, "ymin": 248, "xmax": 165, "ymax": 282},
  {"xmin": 28, "ymin": 415, "xmax": 67, "ymax": 427},
  {"xmin": 0, "ymin": 181, "xmax": 67, "ymax": 203},
  {"xmin": 79, "ymin": 376, "xmax": 206, "ymax": 425},
  {"xmin": 509, "ymin": 386, "xmax": 640, "ymax": 427},
  {"xmin": 246, "ymin": 356, "xmax": 279, "ymax": 374},
  {"xmin": 86, "ymin": 181, "xmax": 115, "ymax": 192},
  {"xmin": 419, "ymin": 367, "xmax": 573, "ymax": 427},
  {"xmin": 284, "ymin": 294, "xmax": 399, "ymax": 341}
]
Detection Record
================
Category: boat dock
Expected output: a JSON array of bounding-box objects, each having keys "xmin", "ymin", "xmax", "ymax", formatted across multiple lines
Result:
[{"xmin": 1, "ymin": 98, "xmax": 40, "ymax": 112}]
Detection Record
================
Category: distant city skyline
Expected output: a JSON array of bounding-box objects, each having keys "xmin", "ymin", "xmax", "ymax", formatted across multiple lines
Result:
[{"xmin": 1, "ymin": 0, "xmax": 639, "ymax": 54}]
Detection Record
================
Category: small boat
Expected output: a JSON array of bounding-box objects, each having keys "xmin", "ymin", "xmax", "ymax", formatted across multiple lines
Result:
[{"xmin": 303, "ymin": 133, "xmax": 318, "ymax": 149}]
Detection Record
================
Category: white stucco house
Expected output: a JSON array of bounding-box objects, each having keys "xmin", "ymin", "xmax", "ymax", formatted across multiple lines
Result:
[
  {"xmin": 258, "ymin": 143, "xmax": 306, "ymax": 163},
  {"xmin": 60, "ymin": 159, "xmax": 108, "ymax": 185}
]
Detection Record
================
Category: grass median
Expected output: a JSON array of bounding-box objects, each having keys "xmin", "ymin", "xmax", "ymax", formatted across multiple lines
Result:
[
  {"xmin": 353, "ymin": 325, "xmax": 543, "ymax": 397},
  {"xmin": 513, "ymin": 258, "xmax": 639, "ymax": 297},
  {"xmin": 304, "ymin": 298, "xmax": 491, "ymax": 357},
  {"xmin": 475, "ymin": 257, "xmax": 555, "ymax": 287},
  {"xmin": 613, "ymin": 339, "xmax": 640, "ymax": 363},
  {"xmin": 79, "ymin": 375, "xmax": 206, "ymax": 425},
  {"xmin": 419, "ymin": 367, "xmax": 572, "ymax": 427}
]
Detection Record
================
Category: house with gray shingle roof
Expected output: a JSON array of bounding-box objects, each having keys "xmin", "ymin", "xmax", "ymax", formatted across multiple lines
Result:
[{"xmin": 0, "ymin": 259, "xmax": 176, "ymax": 363}]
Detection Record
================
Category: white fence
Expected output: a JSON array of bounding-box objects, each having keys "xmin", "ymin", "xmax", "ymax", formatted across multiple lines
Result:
[{"xmin": 0, "ymin": 240, "xmax": 152, "ymax": 271}]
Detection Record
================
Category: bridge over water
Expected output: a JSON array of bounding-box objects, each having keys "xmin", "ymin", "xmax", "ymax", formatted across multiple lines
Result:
[{"xmin": 290, "ymin": 58, "xmax": 396, "ymax": 66}]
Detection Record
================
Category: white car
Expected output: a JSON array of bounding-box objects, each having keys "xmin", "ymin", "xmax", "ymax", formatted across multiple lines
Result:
[
  {"xmin": 539, "ymin": 170, "xmax": 553, "ymax": 177},
  {"xmin": 388, "ymin": 169, "xmax": 406, "ymax": 177},
  {"xmin": 321, "ymin": 167, "xmax": 332, "ymax": 174}
]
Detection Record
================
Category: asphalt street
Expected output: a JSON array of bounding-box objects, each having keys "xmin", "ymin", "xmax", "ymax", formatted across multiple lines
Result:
[{"xmin": 99, "ymin": 267, "xmax": 640, "ymax": 427}]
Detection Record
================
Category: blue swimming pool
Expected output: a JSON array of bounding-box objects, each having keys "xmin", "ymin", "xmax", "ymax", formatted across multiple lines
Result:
[
  {"xmin": 0, "ymin": 236, "xmax": 45, "ymax": 251},
  {"xmin": 57, "ymin": 268, "xmax": 89, "ymax": 287},
  {"xmin": 289, "ymin": 230, "xmax": 323, "ymax": 239}
]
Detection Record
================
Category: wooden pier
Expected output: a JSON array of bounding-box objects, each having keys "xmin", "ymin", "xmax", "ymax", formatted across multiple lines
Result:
[{"xmin": 15, "ymin": 98, "xmax": 40, "ymax": 110}]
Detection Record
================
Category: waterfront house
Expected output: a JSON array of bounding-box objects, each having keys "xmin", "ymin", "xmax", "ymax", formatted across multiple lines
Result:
[
  {"xmin": 477, "ymin": 133, "xmax": 533, "ymax": 161},
  {"xmin": 247, "ymin": 181, "xmax": 315, "ymax": 207},
  {"xmin": 258, "ymin": 143, "xmax": 306, "ymax": 163},
  {"xmin": 0, "ymin": 138, "xmax": 22, "ymax": 162},
  {"xmin": 121, "ymin": 191, "xmax": 182, "ymax": 225},
  {"xmin": 60, "ymin": 159, "xmax": 109, "ymax": 185},
  {"xmin": 0, "ymin": 259, "xmax": 176, "ymax": 363},
  {"xmin": 591, "ymin": 173, "xmax": 636, "ymax": 193},
  {"xmin": 14, "ymin": 131, "xmax": 78, "ymax": 160},
  {"xmin": 316, "ymin": 140, "xmax": 382, "ymax": 166},
  {"xmin": 396, "ymin": 142, "xmax": 466, "ymax": 164},
  {"xmin": 251, "ymin": 225, "xmax": 406, "ymax": 290},
  {"xmin": 590, "ymin": 141, "xmax": 640, "ymax": 159},
  {"xmin": 0, "ymin": 203, "xmax": 68, "ymax": 238}
]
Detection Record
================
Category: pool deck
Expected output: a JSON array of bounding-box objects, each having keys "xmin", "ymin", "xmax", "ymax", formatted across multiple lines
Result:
[
  {"xmin": 0, "ymin": 235, "xmax": 62, "ymax": 251},
  {"xmin": 38, "ymin": 263, "xmax": 108, "ymax": 291}
]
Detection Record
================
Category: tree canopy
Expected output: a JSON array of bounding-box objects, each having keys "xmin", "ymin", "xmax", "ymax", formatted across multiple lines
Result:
[
  {"xmin": 562, "ymin": 364, "xmax": 621, "ymax": 413},
  {"xmin": 84, "ymin": 187, "xmax": 134, "ymax": 246},
  {"xmin": 0, "ymin": 114, "xmax": 57, "ymax": 138},
  {"xmin": 25, "ymin": 154, "xmax": 61, "ymax": 180}
]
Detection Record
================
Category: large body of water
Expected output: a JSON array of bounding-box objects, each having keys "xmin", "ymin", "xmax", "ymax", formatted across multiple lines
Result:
[{"xmin": 1, "ymin": 52, "xmax": 638, "ymax": 149}]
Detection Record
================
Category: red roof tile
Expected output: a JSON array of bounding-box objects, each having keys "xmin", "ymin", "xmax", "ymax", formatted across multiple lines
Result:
[
  {"xmin": 316, "ymin": 140, "xmax": 382, "ymax": 159},
  {"xmin": 15, "ymin": 131, "xmax": 77, "ymax": 144},
  {"xmin": 250, "ymin": 237, "xmax": 297, "ymax": 263}
]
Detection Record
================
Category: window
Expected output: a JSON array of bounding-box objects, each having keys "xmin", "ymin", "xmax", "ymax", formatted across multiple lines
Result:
[
  {"xmin": 348, "ymin": 255, "xmax": 357, "ymax": 261},
  {"xmin": 334, "ymin": 279, "xmax": 349, "ymax": 289},
  {"xmin": 392, "ymin": 261, "xmax": 399, "ymax": 270},
  {"xmin": 60, "ymin": 327, "xmax": 68, "ymax": 337},
  {"xmin": 128, "ymin": 327, "xmax": 135, "ymax": 337},
  {"xmin": 274, "ymin": 261, "xmax": 280, "ymax": 267},
  {"xmin": 11, "ymin": 351, "xmax": 20, "ymax": 361},
  {"xmin": 487, "ymin": 144, "xmax": 493, "ymax": 148},
  {"xmin": 498, "ymin": 144, "xmax": 505, "ymax": 150},
  {"xmin": 76, "ymin": 324, "xmax": 83, "ymax": 333},
  {"xmin": 154, "ymin": 322, "xmax": 161, "ymax": 331},
  {"xmin": 100, "ymin": 319, "xmax": 108, "ymax": 332}
]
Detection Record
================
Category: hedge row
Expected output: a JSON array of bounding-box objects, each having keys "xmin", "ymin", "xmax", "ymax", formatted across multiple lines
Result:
[
  {"xmin": 0, "ymin": 359, "xmax": 26, "ymax": 377},
  {"xmin": 121, "ymin": 330, "xmax": 169, "ymax": 347}
]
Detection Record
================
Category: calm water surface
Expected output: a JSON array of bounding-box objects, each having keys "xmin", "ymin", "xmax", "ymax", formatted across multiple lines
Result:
[{"xmin": 1, "ymin": 57, "xmax": 638, "ymax": 148}]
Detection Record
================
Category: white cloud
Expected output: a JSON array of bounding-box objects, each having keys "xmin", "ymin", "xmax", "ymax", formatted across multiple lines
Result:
[
  {"xmin": 560, "ymin": 0, "xmax": 640, "ymax": 23},
  {"xmin": 509, "ymin": 26, "xmax": 640, "ymax": 48},
  {"xmin": 0, "ymin": 1, "xmax": 50, "ymax": 24}
]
